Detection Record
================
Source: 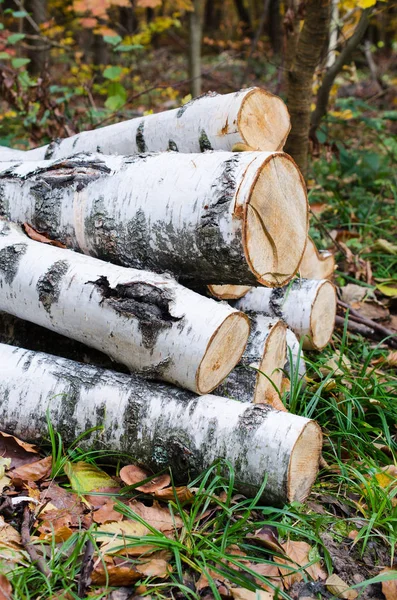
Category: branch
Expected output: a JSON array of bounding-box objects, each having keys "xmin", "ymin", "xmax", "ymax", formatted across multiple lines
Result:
[
  {"xmin": 21, "ymin": 505, "xmax": 51, "ymax": 578},
  {"xmin": 336, "ymin": 301, "xmax": 397, "ymax": 349},
  {"xmin": 310, "ymin": 8, "xmax": 370, "ymax": 138}
]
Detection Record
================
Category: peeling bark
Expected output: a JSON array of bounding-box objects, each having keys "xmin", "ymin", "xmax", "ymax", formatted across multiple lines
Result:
[
  {"xmin": 0, "ymin": 221, "xmax": 249, "ymax": 394},
  {"xmin": 0, "ymin": 151, "xmax": 308, "ymax": 288},
  {"xmin": 233, "ymin": 279, "xmax": 337, "ymax": 350},
  {"xmin": 0, "ymin": 343, "xmax": 322, "ymax": 504},
  {"xmin": 15, "ymin": 88, "xmax": 290, "ymax": 160}
]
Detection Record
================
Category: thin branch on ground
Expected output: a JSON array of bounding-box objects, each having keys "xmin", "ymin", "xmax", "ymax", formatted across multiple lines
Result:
[{"xmin": 21, "ymin": 505, "xmax": 51, "ymax": 578}]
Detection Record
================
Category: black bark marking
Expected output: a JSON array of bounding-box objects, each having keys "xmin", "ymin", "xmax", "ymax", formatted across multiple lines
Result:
[
  {"xmin": 0, "ymin": 243, "xmax": 27, "ymax": 284},
  {"xmin": 36, "ymin": 259, "xmax": 69, "ymax": 313},
  {"xmin": 168, "ymin": 140, "xmax": 178, "ymax": 152},
  {"xmin": 199, "ymin": 129, "xmax": 213, "ymax": 152},
  {"xmin": 136, "ymin": 121, "xmax": 147, "ymax": 153},
  {"xmin": 269, "ymin": 287, "xmax": 286, "ymax": 318},
  {"xmin": 44, "ymin": 138, "xmax": 62, "ymax": 159},
  {"xmin": 90, "ymin": 276, "xmax": 182, "ymax": 349}
]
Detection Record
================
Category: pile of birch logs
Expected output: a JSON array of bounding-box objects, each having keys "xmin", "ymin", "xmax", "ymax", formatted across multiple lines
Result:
[{"xmin": 0, "ymin": 87, "xmax": 337, "ymax": 505}]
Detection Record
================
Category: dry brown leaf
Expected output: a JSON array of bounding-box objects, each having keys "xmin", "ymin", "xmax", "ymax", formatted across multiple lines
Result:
[
  {"xmin": 91, "ymin": 556, "xmax": 141, "ymax": 586},
  {"xmin": 136, "ymin": 558, "xmax": 171, "ymax": 578},
  {"xmin": 248, "ymin": 561, "xmax": 281, "ymax": 591},
  {"xmin": 0, "ymin": 574, "xmax": 12, "ymax": 600},
  {"xmin": 310, "ymin": 202, "xmax": 329, "ymax": 215},
  {"xmin": 339, "ymin": 284, "xmax": 368, "ymax": 305},
  {"xmin": 354, "ymin": 300, "xmax": 389, "ymax": 322},
  {"xmin": 231, "ymin": 589, "xmax": 273, "ymax": 600},
  {"xmin": 93, "ymin": 500, "xmax": 124, "ymax": 524},
  {"xmin": 279, "ymin": 540, "xmax": 327, "ymax": 589},
  {"xmin": 10, "ymin": 456, "xmax": 52, "ymax": 485},
  {"xmin": 326, "ymin": 574, "xmax": 358, "ymax": 599},
  {"xmin": 120, "ymin": 464, "xmax": 170, "ymax": 493},
  {"xmin": 0, "ymin": 516, "xmax": 28, "ymax": 570},
  {"xmin": 96, "ymin": 520, "xmax": 152, "ymax": 555},
  {"xmin": 373, "ymin": 351, "xmax": 397, "ymax": 369},
  {"xmin": 330, "ymin": 230, "xmax": 360, "ymax": 243},
  {"xmin": 39, "ymin": 524, "xmax": 73, "ymax": 543},
  {"xmin": 154, "ymin": 485, "xmax": 194, "ymax": 502},
  {"xmin": 246, "ymin": 525, "xmax": 283, "ymax": 554},
  {"xmin": 0, "ymin": 432, "xmax": 38, "ymax": 469},
  {"xmin": 128, "ymin": 500, "xmax": 183, "ymax": 532},
  {"xmin": 23, "ymin": 223, "xmax": 67, "ymax": 248},
  {"xmin": 380, "ymin": 568, "xmax": 397, "ymax": 600}
]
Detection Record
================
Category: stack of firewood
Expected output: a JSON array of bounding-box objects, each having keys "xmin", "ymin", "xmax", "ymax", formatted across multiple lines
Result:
[{"xmin": 0, "ymin": 88, "xmax": 336, "ymax": 505}]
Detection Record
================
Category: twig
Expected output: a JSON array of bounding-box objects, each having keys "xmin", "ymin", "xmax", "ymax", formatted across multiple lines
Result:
[
  {"xmin": 78, "ymin": 539, "xmax": 94, "ymax": 597},
  {"xmin": 21, "ymin": 505, "xmax": 51, "ymax": 578},
  {"xmin": 337, "ymin": 300, "xmax": 397, "ymax": 348},
  {"xmin": 335, "ymin": 315, "xmax": 376, "ymax": 339}
]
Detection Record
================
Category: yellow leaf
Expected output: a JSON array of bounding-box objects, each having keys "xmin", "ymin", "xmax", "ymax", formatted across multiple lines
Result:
[
  {"xmin": 64, "ymin": 461, "xmax": 119, "ymax": 494},
  {"xmin": 376, "ymin": 280, "xmax": 397, "ymax": 298},
  {"xmin": 95, "ymin": 520, "xmax": 151, "ymax": 555},
  {"xmin": 357, "ymin": 0, "xmax": 377, "ymax": 8}
]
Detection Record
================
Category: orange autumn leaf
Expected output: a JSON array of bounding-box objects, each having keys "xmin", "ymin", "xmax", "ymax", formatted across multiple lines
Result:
[{"xmin": 23, "ymin": 223, "xmax": 66, "ymax": 249}]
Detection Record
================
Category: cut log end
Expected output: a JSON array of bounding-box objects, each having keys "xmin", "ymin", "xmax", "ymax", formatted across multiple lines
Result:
[
  {"xmin": 255, "ymin": 320, "xmax": 287, "ymax": 410},
  {"xmin": 207, "ymin": 284, "xmax": 251, "ymax": 300},
  {"xmin": 288, "ymin": 420, "xmax": 323, "ymax": 503},
  {"xmin": 299, "ymin": 237, "xmax": 335, "ymax": 280},
  {"xmin": 197, "ymin": 311, "xmax": 250, "ymax": 394},
  {"xmin": 307, "ymin": 280, "xmax": 337, "ymax": 350},
  {"xmin": 239, "ymin": 89, "xmax": 291, "ymax": 151},
  {"xmin": 245, "ymin": 153, "xmax": 308, "ymax": 288}
]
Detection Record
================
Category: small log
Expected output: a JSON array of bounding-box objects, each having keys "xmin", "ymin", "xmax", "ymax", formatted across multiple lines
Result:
[
  {"xmin": 18, "ymin": 88, "xmax": 291, "ymax": 160},
  {"xmin": 233, "ymin": 279, "xmax": 336, "ymax": 350},
  {"xmin": 0, "ymin": 221, "xmax": 249, "ymax": 394},
  {"xmin": 0, "ymin": 343, "xmax": 323, "ymax": 504},
  {"xmin": 299, "ymin": 237, "xmax": 335, "ymax": 280},
  {"xmin": 0, "ymin": 151, "xmax": 308, "ymax": 287},
  {"xmin": 208, "ymin": 284, "xmax": 252, "ymax": 300},
  {"xmin": 214, "ymin": 313, "xmax": 287, "ymax": 410}
]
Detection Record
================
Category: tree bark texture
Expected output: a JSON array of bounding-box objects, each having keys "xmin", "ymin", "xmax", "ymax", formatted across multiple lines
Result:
[
  {"xmin": 285, "ymin": 0, "xmax": 331, "ymax": 177},
  {"xmin": 0, "ymin": 221, "xmax": 250, "ymax": 394},
  {"xmin": 189, "ymin": 0, "xmax": 202, "ymax": 97},
  {"xmin": 0, "ymin": 152, "xmax": 308, "ymax": 288},
  {"xmin": 0, "ymin": 343, "xmax": 322, "ymax": 504},
  {"xmin": 20, "ymin": 88, "xmax": 291, "ymax": 159},
  {"xmin": 233, "ymin": 279, "xmax": 336, "ymax": 350},
  {"xmin": 214, "ymin": 314, "xmax": 287, "ymax": 410}
]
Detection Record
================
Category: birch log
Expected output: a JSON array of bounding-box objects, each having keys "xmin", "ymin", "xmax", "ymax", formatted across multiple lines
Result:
[
  {"xmin": 18, "ymin": 88, "xmax": 290, "ymax": 161},
  {"xmin": 0, "ymin": 147, "xmax": 27, "ymax": 161},
  {"xmin": 0, "ymin": 221, "xmax": 249, "ymax": 394},
  {"xmin": 0, "ymin": 344, "xmax": 322, "ymax": 504},
  {"xmin": 299, "ymin": 237, "xmax": 335, "ymax": 280},
  {"xmin": 0, "ymin": 151, "xmax": 308, "ymax": 287},
  {"xmin": 215, "ymin": 314, "xmax": 287, "ymax": 410},
  {"xmin": 234, "ymin": 279, "xmax": 337, "ymax": 350}
]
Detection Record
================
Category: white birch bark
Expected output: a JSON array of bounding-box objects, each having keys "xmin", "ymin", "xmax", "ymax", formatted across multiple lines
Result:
[
  {"xmin": 215, "ymin": 314, "xmax": 287, "ymax": 411},
  {"xmin": 233, "ymin": 279, "xmax": 337, "ymax": 350},
  {"xmin": 0, "ymin": 343, "xmax": 322, "ymax": 504},
  {"xmin": 0, "ymin": 147, "xmax": 27, "ymax": 161},
  {"xmin": 299, "ymin": 237, "xmax": 335, "ymax": 280},
  {"xmin": 17, "ymin": 88, "xmax": 290, "ymax": 161},
  {"xmin": 0, "ymin": 151, "xmax": 308, "ymax": 287},
  {"xmin": 0, "ymin": 221, "xmax": 249, "ymax": 394},
  {"xmin": 284, "ymin": 329, "xmax": 307, "ymax": 383}
]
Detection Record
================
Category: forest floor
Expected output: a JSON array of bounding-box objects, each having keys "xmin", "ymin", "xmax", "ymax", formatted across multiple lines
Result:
[{"xmin": 0, "ymin": 65, "xmax": 397, "ymax": 600}]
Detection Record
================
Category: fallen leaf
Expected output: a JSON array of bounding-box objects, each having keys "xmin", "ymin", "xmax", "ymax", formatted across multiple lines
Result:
[
  {"xmin": 373, "ymin": 351, "xmax": 397, "ymax": 368},
  {"xmin": 95, "ymin": 520, "xmax": 151, "ymax": 555},
  {"xmin": 231, "ymin": 589, "xmax": 273, "ymax": 600},
  {"xmin": 93, "ymin": 500, "xmax": 124, "ymax": 524},
  {"xmin": 326, "ymin": 574, "xmax": 358, "ymax": 599},
  {"xmin": 279, "ymin": 540, "xmax": 327, "ymax": 588},
  {"xmin": 0, "ymin": 432, "xmax": 38, "ymax": 469},
  {"xmin": 376, "ymin": 280, "xmax": 397, "ymax": 298},
  {"xmin": 91, "ymin": 556, "xmax": 141, "ymax": 586},
  {"xmin": 380, "ymin": 568, "xmax": 397, "ymax": 600},
  {"xmin": 0, "ymin": 516, "xmax": 29, "ymax": 571},
  {"xmin": 39, "ymin": 524, "xmax": 73, "ymax": 543},
  {"xmin": 310, "ymin": 202, "xmax": 329, "ymax": 215},
  {"xmin": 120, "ymin": 465, "xmax": 170, "ymax": 493},
  {"xmin": 154, "ymin": 486, "xmax": 194, "ymax": 502},
  {"xmin": 330, "ymin": 229, "xmax": 360, "ymax": 243},
  {"xmin": 10, "ymin": 456, "xmax": 52, "ymax": 485},
  {"xmin": 246, "ymin": 525, "xmax": 284, "ymax": 554},
  {"xmin": 64, "ymin": 461, "xmax": 119, "ymax": 494},
  {"xmin": 248, "ymin": 561, "xmax": 281, "ymax": 591},
  {"xmin": 374, "ymin": 239, "xmax": 397, "ymax": 255},
  {"xmin": 0, "ymin": 458, "xmax": 11, "ymax": 495},
  {"xmin": 136, "ymin": 558, "xmax": 171, "ymax": 578},
  {"xmin": 23, "ymin": 223, "xmax": 67, "ymax": 248},
  {"xmin": 129, "ymin": 500, "xmax": 183, "ymax": 532},
  {"xmin": 354, "ymin": 300, "xmax": 389, "ymax": 322},
  {"xmin": 0, "ymin": 574, "xmax": 12, "ymax": 600},
  {"xmin": 339, "ymin": 284, "xmax": 368, "ymax": 305}
]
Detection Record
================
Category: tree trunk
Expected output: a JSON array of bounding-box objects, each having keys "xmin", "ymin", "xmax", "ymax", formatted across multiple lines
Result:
[
  {"xmin": 20, "ymin": 87, "xmax": 291, "ymax": 159},
  {"xmin": 189, "ymin": 0, "xmax": 202, "ymax": 97},
  {"xmin": 26, "ymin": 0, "xmax": 48, "ymax": 75},
  {"xmin": 268, "ymin": 0, "xmax": 282, "ymax": 55},
  {"xmin": 0, "ymin": 152, "xmax": 308, "ymax": 288},
  {"xmin": 234, "ymin": 0, "xmax": 252, "ymax": 35},
  {"xmin": 233, "ymin": 278, "xmax": 336, "ymax": 350},
  {"xmin": 285, "ymin": 0, "xmax": 331, "ymax": 177},
  {"xmin": 0, "ymin": 221, "xmax": 249, "ymax": 394},
  {"xmin": 214, "ymin": 314, "xmax": 287, "ymax": 410},
  {"xmin": 0, "ymin": 343, "xmax": 322, "ymax": 504},
  {"xmin": 299, "ymin": 237, "xmax": 335, "ymax": 280}
]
